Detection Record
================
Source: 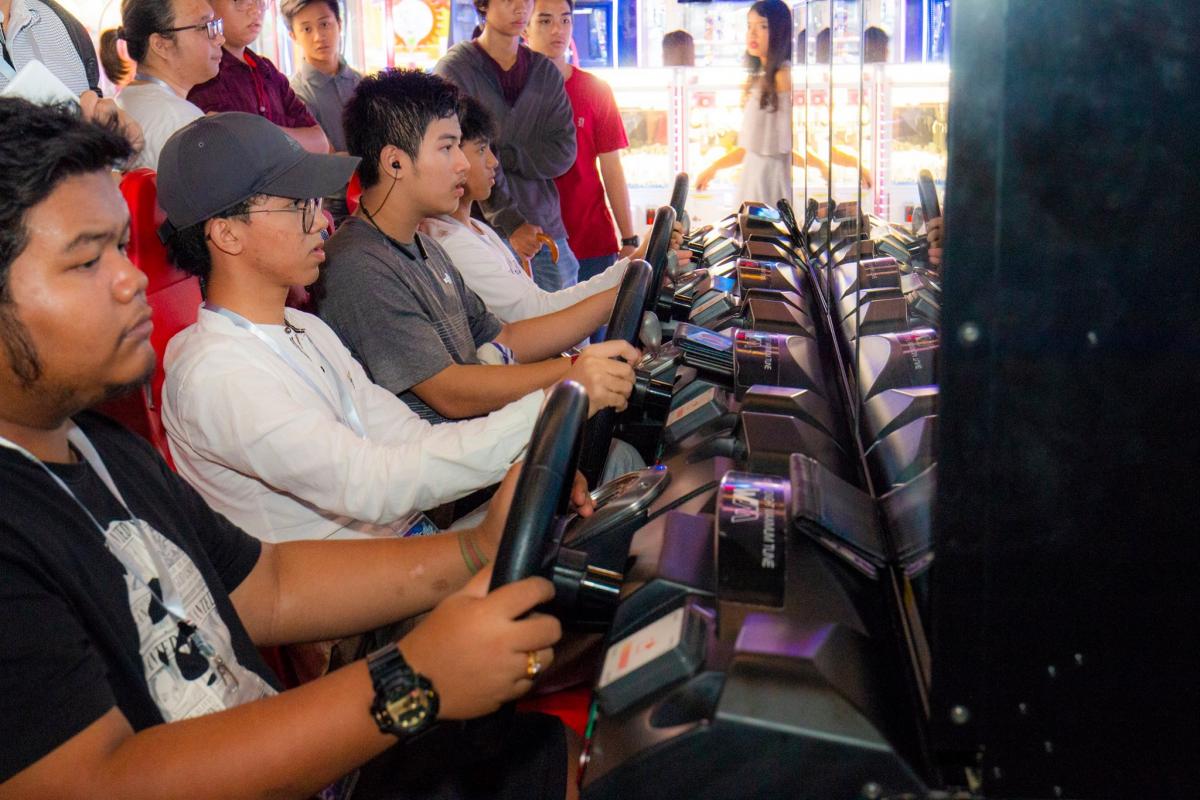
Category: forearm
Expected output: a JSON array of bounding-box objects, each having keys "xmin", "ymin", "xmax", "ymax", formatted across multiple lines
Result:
[
  {"xmin": 284, "ymin": 125, "xmax": 332, "ymax": 154},
  {"xmin": 414, "ymin": 362, "xmax": 566, "ymax": 419},
  {"xmin": 708, "ymin": 147, "xmax": 746, "ymax": 173},
  {"xmin": 599, "ymin": 153, "xmax": 634, "ymax": 238},
  {"xmin": 261, "ymin": 534, "xmax": 477, "ymax": 644},
  {"xmin": 25, "ymin": 671, "xmax": 387, "ymax": 800},
  {"xmin": 500, "ymin": 289, "xmax": 617, "ymax": 360}
]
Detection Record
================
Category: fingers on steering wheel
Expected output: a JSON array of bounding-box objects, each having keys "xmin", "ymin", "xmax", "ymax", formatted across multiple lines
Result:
[{"xmin": 489, "ymin": 576, "xmax": 556, "ymax": 617}]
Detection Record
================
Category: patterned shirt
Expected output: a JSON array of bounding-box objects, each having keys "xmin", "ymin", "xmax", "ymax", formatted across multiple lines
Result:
[
  {"xmin": 0, "ymin": 0, "xmax": 89, "ymax": 95},
  {"xmin": 188, "ymin": 47, "xmax": 317, "ymax": 129}
]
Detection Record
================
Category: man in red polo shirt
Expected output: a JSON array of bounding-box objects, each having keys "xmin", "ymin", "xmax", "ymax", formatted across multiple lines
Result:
[
  {"xmin": 188, "ymin": 0, "xmax": 329, "ymax": 153},
  {"xmin": 525, "ymin": 0, "xmax": 637, "ymax": 283}
]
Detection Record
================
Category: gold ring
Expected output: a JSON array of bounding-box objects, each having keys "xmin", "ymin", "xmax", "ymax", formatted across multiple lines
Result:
[{"xmin": 525, "ymin": 650, "xmax": 543, "ymax": 679}]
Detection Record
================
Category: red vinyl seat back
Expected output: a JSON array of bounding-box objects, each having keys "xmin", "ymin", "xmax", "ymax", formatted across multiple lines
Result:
[
  {"xmin": 96, "ymin": 169, "xmax": 201, "ymax": 466},
  {"xmin": 345, "ymin": 170, "xmax": 361, "ymax": 215}
]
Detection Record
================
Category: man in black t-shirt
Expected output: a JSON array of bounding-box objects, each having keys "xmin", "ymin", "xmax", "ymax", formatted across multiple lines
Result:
[{"xmin": 0, "ymin": 98, "xmax": 581, "ymax": 800}]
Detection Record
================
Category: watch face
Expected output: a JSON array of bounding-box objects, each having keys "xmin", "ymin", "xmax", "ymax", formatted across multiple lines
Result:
[{"xmin": 387, "ymin": 686, "xmax": 437, "ymax": 732}]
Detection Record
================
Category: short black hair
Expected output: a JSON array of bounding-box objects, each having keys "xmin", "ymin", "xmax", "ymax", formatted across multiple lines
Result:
[
  {"xmin": 343, "ymin": 69, "xmax": 462, "ymax": 190},
  {"xmin": 163, "ymin": 197, "xmax": 256, "ymax": 282},
  {"xmin": 281, "ymin": 0, "xmax": 340, "ymax": 30},
  {"xmin": 458, "ymin": 94, "xmax": 495, "ymax": 144},
  {"xmin": 0, "ymin": 98, "xmax": 133, "ymax": 384},
  {"xmin": 0, "ymin": 99, "xmax": 133, "ymax": 296}
]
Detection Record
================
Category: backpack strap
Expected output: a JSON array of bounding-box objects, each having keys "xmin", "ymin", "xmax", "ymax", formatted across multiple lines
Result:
[{"xmin": 38, "ymin": 0, "xmax": 100, "ymax": 94}]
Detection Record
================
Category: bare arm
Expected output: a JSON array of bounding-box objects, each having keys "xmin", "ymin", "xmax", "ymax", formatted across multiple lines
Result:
[
  {"xmin": 598, "ymin": 151, "xmax": 635, "ymax": 244},
  {"xmin": 282, "ymin": 125, "xmax": 331, "ymax": 154},
  {"xmin": 1, "ymin": 575, "xmax": 560, "ymax": 800},
  {"xmin": 411, "ymin": 338, "xmax": 639, "ymax": 419},
  {"xmin": 694, "ymin": 147, "xmax": 746, "ymax": 189},
  {"xmin": 495, "ymin": 288, "xmax": 617, "ymax": 362}
]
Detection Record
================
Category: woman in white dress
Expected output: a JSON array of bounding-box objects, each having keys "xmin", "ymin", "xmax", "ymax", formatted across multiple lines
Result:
[
  {"xmin": 695, "ymin": 1, "xmax": 871, "ymax": 206},
  {"xmin": 694, "ymin": 0, "xmax": 797, "ymax": 206}
]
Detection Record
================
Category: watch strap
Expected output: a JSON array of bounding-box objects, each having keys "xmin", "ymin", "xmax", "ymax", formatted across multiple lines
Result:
[{"xmin": 367, "ymin": 644, "xmax": 438, "ymax": 736}]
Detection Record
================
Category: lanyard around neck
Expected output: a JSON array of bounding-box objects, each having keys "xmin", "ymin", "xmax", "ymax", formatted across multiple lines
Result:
[
  {"xmin": 203, "ymin": 303, "xmax": 368, "ymax": 438},
  {"xmin": 0, "ymin": 426, "xmax": 190, "ymax": 619},
  {"xmin": 133, "ymin": 71, "xmax": 176, "ymax": 95}
]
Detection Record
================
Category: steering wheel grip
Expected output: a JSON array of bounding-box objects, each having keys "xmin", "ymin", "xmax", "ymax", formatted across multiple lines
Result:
[
  {"xmin": 578, "ymin": 260, "xmax": 654, "ymax": 488},
  {"xmin": 643, "ymin": 205, "xmax": 678, "ymax": 315},
  {"xmin": 669, "ymin": 172, "xmax": 689, "ymax": 218},
  {"xmin": 918, "ymin": 169, "xmax": 941, "ymax": 222},
  {"xmin": 489, "ymin": 381, "xmax": 590, "ymax": 591}
]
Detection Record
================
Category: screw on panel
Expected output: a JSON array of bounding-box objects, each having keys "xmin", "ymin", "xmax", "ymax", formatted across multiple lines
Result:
[
  {"xmin": 958, "ymin": 322, "xmax": 981, "ymax": 346},
  {"xmin": 1018, "ymin": 702, "xmax": 1029, "ymax": 715},
  {"xmin": 950, "ymin": 705, "xmax": 971, "ymax": 725},
  {"xmin": 1074, "ymin": 653, "xmax": 1084, "ymax": 666},
  {"xmin": 1086, "ymin": 330, "xmax": 1099, "ymax": 347},
  {"xmin": 1047, "ymin": 664, "xmax": 1057, "ymax": 678},
  {"xmin": 1044, "ymin": 740, "xmax": 1055, "ymax": 754},
  {"xmin": 1054, "ymin": 786, "xmax": 1063, "ymax": 797},
  {"xmin": 992, "ymin": 766, "xmax": 1003, "ymax": 780},
  {"xmin": 861, "ymin": 781, "xmax": 882, "ymax": 799}
]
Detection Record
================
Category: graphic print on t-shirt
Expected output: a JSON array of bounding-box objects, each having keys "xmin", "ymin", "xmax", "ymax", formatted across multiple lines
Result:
[{"xmin": 104, "ymin": 518, "xmax": 275, "ymax": 720}]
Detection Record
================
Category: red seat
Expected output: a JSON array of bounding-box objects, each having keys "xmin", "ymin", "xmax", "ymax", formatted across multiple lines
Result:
[
  {"xmin": 517, "ymin": 686, "xmax": 592, "ymax": 738},
  {"xmin": 96, "ymin": 169, "xmax": 201, "ymax": 467},
  {"xmin": 345, "ymin": 170, "xmax": 361, "ymax": 215}
]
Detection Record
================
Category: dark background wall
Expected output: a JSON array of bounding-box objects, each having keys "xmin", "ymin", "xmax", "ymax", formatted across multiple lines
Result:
[{"xmin": 930, "ymin": 1, "xmax": 1200, "ymax": 797}]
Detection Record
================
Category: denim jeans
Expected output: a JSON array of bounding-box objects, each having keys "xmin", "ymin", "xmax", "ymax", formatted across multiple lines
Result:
[
  {"xmin": 577, "ymin": 253, "xmax": 618, "ymax": 283},
  {"xmin": 528, "ymin": 237, "xmax": 580, "ymax": 291}
]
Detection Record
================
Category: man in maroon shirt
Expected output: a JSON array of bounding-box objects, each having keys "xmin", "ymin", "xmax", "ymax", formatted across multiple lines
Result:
[
  {"xmin": 188, "ymin": 0, "xmax": 329, "ymax": 153},
  {"xmin": 525, "ymin": 0, "xmax": 637, "ymax": 282}
]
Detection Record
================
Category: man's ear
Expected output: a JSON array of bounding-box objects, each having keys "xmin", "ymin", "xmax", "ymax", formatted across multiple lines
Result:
[
  {"xmin": 380, "ymin": 145, "xmax": 408, "ymax": 181},
  {"xmin": 205, "ymin": 216, "xmax": 245, "ymax": 258}
]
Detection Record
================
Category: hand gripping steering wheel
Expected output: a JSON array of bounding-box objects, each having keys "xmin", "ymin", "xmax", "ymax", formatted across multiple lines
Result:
[{"xmin": 489, "ymin": 380, "xmax": 591, "ymax": 591}]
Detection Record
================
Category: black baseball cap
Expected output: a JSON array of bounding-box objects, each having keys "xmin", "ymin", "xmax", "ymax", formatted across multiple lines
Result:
[{"xmin": 157, "ymin": 112, "xmax": 359, "ymax": 236}]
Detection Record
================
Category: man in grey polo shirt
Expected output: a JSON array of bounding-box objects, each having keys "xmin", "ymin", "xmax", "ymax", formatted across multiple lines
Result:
[{"xmin": 282, "ymin": 0, "xmax": 360, "ymax": 222}]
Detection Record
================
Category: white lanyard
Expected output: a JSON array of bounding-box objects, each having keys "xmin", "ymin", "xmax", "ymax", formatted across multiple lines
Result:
[
  {"xmin": 204, "ymin": 303, "xmax": 368, "ymax": 438},
  {"xmin": 133, "ymin": 71, "xmax": 175, "ymax": 94},
  {"xmin": 0, "ymin": 426, "xmax": 190, "ymax": 620}
]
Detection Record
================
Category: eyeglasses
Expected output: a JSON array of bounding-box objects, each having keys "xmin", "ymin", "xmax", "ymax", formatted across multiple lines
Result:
[
  {"xmin": 244, "ymin": 197, "xmax": 325, "ymax": 233},
  {"xmin": 159, "ymin": 17, "xmax": 224, "ymax": 39},
  {"xmin": 231, "ymin": 0, "xmax": 269, "ymax": 13}
]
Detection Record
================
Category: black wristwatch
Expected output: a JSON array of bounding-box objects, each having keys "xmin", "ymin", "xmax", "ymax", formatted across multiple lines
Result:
[
  {"xmin": 367, "ymin": 644, "xmax": 439, "ymax": 736},
  {"xmin": 620, "ymin": 235, "xmax": 639, "ymax": 248}
]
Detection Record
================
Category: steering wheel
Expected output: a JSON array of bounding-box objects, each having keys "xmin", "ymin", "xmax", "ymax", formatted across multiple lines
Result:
[
  {"xmin": 643, "ymin": 205, "xmax": 677, "ymax": 319},
  {"xmin": 578, "ymin": 259, "xmax": 654, "ymax": 489},
  {"xmin": 489, "ymin": 380, "xmax": 590, "ymax": 590}
]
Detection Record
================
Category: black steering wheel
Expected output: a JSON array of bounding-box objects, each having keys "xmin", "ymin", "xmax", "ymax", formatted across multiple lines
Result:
[
  {"xmin": 578, "ymin": 259, "xmax": 654, "ymax": 489},
  {"xmin": 488, "ymin": 381, "xmax": 590, "ymax": 590},
  {"xmin": 643, "ymin": 205, "xmax": 677, "ymax": 315}
]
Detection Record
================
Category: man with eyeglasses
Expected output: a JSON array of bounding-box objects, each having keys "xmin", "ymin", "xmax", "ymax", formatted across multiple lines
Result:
[
  {"xmin": 0, "ymin": 97, "xmax": 576, "ymax": 800},
  {"xmin": 106, "ymin": 0, "xmax": 225, "ymax": 170},
  {"xmin": 188, "ymin": 0, "xmax": 329, "ymax": 154}
]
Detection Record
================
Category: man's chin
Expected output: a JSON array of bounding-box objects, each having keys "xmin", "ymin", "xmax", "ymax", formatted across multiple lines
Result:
[{"xmin": 97, "ymin": 359, "xmax": 156, "ymax": 404}]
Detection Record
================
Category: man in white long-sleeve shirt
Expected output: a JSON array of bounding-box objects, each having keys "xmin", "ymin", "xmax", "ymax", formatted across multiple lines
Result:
[
  {"xmin": 156, "ymin": 112, "xmax": 632, "ymax": 545},
  {"xmin": 421, "ymin": 95, "xmax": 687, "ymax": 324},
  {"xmin": 420, "ymin": 93, "xmax": 622, "ymax": 324}
]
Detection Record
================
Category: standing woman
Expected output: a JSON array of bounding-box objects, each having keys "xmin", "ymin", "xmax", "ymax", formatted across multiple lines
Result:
[{"xmin": 694, "ymin": 0, "xmax": 795, "ymax": 205}]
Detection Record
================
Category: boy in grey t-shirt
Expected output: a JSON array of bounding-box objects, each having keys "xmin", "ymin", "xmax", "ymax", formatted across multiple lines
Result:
[{"xmin": 318, "ymin": 69, "xmax": 638, "ymax": 428}]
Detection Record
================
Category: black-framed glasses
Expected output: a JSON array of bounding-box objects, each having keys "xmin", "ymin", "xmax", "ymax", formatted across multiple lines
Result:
[
  {"xmin": 159, "ymin": 17, "xmax": 224, "ymax": 39},
  {"xmin": 244, "ymin": 197, "xmax": 325, "ymax": 233}
]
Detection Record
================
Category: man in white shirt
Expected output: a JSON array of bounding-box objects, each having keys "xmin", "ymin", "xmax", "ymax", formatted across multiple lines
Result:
[
  {"xmin": 420, "ymin": 94, "xmax": 690, "ymax": 324},
  {"xmin": 157, "ymin": 112, "xmax": 632, "ymax": 545},
  {"xmin": 109, "ymin": 0, "xmax": 223, "ymax": 170}
]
